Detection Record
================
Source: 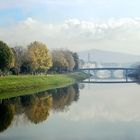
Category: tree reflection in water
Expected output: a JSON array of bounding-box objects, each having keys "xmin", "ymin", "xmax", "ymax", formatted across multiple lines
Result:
[
  {"xmin": 0, "ymin": 84, "xmax": 80, "ymax": 132},
  {"xmin": 0, "ymin": 104, "xmax": 14, "ymax": 132},
  {"xmin": 24, "ymin": 96, "xmax": 52, "ymax": 124},
  {"xmin": 50, "ymin": 84, "xmax": 79, "ymax": 112}
]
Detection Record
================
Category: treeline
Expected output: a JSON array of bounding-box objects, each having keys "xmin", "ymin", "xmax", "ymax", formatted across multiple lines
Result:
[
  {"xmin": 50, "ymin": 49, "xmax": 79, "ymax": 73},
  {"xmin": 0, "ymin": 40, "xmax": 79, "ymax": 75}
]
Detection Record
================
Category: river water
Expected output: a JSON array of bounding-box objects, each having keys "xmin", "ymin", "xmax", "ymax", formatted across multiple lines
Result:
[{"xmin": 0, "ymin": 82, "xmax": 140, "ymax": 140}]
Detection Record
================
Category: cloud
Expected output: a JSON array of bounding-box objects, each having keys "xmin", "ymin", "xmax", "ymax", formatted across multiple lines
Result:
[
  {"xmin": 1, "ymin": 17, "xmax": 140, "ymax": 54},
  {"xmin": 58, "ymin": 84, "xmax": 140, "ymax": 122}
]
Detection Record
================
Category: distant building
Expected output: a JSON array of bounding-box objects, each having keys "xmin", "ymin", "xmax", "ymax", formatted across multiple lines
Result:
[{"xmin": 81, "ymin": 61, "xmax": 97, "ymax": 68}]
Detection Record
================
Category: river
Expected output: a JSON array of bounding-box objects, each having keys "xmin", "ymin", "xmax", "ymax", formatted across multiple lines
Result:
[{"xmin": 0, "ymin": 81, "xmax": 140, "ymax": 140}]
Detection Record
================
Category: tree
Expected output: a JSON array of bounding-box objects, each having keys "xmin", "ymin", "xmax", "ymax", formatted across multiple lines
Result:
[
  {"xmin": 27, "ymin": 41, "xmax": 52, "ymax": 73},
  {"xmin": 51, "ymin": 49, "xmax": 78, "ymax": 73},
  {"xmin": 11, "ymin": 46, "xmax": 25, "ymax": 74},
  {"xmin": 20, "ymin": 60, "xmax": 33, "ymax": 74},
  {"xmin": 51, "ymin": 50, "xmax": 68, "ymax": 73},
  {"xmin": 63, "ymin": 50, "xmax": 75, "ymax": 71},
  {"xmin": 0, "ymin": 41, "xmax": 13, "ymax": 71},
  {"xmin": 72, "ymin": 52, "xmax": 79, "ymax": 71}
]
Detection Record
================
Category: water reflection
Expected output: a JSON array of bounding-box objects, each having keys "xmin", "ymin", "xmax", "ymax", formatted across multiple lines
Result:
[
  {"xmin": 0, "ymin": 84, "xmax": 79, "ymax": 133},
  {"xmin": 50, "ymin": 84, "xmax": 79, "ymax": 112},
  {"xmin": 1, "ymin": 83, "xmax": 140, "ymax": 140},
  {"xmin": 23, "ymin": 95, "xmax": 52, "ymax": 124},
  {"xmin": 0, "ymin": 104, "xmax": 14, "ymax": 132}
]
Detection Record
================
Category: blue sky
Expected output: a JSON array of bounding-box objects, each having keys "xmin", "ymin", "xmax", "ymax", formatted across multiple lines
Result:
[
  {"xmin": 1, "ymin": 0, "xmax": 140, "ymax": 54},
  {"xmin": 1, "ymin": 0, "xmax": 140, "ymax": 24}
]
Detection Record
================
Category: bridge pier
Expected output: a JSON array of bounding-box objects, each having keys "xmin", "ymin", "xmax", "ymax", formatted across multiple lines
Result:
[
  {"xmin": 93, "ymin": 70, "xmax": 99, "ymax": 79},
  {"xmin": 88, "ymin": 69, "xmax": 90, "ymax": 82},
  {"xmin": 125, "ymin": 69, "xmax": 128, "ymax": 82},
  {"xmin": 110, "ymin": 70, "xmax": 114, "ymax": 79}
]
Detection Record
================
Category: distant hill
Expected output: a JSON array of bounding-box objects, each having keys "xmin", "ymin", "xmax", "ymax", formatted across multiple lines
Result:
[{"xmin": 78, "ymin": 49, "xmax": 140, "ymax": 63}]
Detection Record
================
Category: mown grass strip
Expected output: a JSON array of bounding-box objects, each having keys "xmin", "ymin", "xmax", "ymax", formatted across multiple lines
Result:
[{"xmin": 0, "ymin": 72, "xmax": 88, "ymax": 99}]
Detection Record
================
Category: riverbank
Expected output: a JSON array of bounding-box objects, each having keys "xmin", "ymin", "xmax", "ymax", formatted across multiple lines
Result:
[{"xmin": 0, "ymin": 72, "xmax": 88, "ymax": 99}]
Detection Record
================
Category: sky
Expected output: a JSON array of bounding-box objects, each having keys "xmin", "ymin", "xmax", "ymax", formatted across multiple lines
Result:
[{"xmin": 1, "ymin": 0, "xmax": 140, "ymax": 54}]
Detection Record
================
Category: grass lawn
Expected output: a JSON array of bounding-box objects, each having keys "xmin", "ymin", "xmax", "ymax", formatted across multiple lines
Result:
[{"xmin": 0, "ymin": 72, "xmax": 88, "ymax": 99}]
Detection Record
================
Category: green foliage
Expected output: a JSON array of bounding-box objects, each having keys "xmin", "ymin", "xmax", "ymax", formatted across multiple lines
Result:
[
  {"xmin": 20, "ymin": 60, "xmax": 33, "ymax": 74},
  {"xmin": 0, "ymin": 40, "xmax": 80, "ymax": 74},
  {"xmin": 0, "ymin": 41, "xmax": 13, "ymax": 71}
]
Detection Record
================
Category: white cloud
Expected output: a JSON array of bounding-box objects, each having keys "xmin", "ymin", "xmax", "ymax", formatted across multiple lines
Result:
[
  {"xmin": 1, "ymin": 17, "xmax": 140, "ymax": 54},
  {"xmin": 57, "ymin": 84, "xmax": 140, "ymax": 122}
]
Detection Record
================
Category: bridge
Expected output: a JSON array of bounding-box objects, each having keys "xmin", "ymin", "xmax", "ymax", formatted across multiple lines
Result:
[{"xmin": 80, "ymin": 67, "xmax": 139, "ymax": 83}]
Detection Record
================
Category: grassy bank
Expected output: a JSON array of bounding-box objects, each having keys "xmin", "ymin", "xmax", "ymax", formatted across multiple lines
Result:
[{"xmin": 0, "ymin": 72, "xmax": 88, "ymax": 99}]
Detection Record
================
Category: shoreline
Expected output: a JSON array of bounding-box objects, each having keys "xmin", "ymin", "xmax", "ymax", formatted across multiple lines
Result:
[{"xmin": 0, "ymin": 72, "xmax": 88, "ymax": 99}]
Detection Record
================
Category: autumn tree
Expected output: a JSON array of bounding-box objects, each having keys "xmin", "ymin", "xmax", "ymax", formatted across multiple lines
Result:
[
  {"xmin": 20, "ymin": 49, "xmax": 33, "ymax": 74},
  {"xmin": 0, "ymin": 41, "xmax": 13, "ymax": 72},
  {"xmin": 51, "ymin": 49, "xmax": 80, "ymax": 73},
  {"xmin": 12, "ymin": 46, "xmax": 25, "ymax": 72},
  {"xmin": 62, "ymin": 50, "xmax": 75, "ymax": 72},
  {"xmin": 27, "ymin": 41, "xmax": 52, "ymax": 73},
  {"xmin": 11, "ymin": 46, "xmax": 26, "ymax": 74},
  {"xmin": 51, "ymin": 50, "xmax": 68, "ymax": 73}
]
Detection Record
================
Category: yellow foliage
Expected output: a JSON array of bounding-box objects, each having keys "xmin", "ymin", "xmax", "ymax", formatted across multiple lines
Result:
[{"xmin": 28, "ymin": 41, "xmax": 52, "ymax": 70}]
